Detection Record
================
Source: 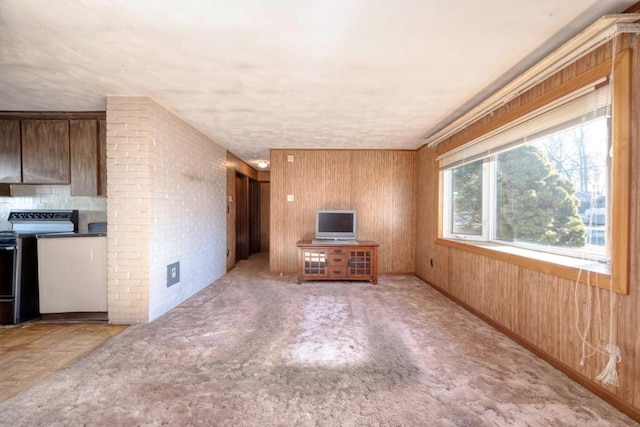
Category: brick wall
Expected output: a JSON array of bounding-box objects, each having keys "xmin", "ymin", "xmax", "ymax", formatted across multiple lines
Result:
[{"xmin": 106, "ymin": 96, "xmax": 227, "ymax": 324}]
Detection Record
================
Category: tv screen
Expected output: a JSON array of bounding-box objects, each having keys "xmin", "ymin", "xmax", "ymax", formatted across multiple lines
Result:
[{"xmin": 315, "ymin": 210, "xmax": 356, "ymax": 240}]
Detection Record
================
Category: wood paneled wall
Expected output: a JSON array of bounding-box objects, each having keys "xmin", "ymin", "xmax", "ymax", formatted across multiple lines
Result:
[
  {"xmin": 257, "ymin": 171, "xmax": 270, "ymax": 182},
  {"xmin": 415, "ymin": 35, "xmax": 639, "ymax": 419},
  {"xmin": 270, "ymin": 150, "xmax": 415, "ymax": 274}
]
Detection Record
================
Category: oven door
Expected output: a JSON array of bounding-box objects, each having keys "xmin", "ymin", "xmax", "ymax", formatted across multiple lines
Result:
[
  {"xmin": 0, "ymin": 243, "xmax": 16, "ymax": 298},
  {"xmin": 0, "ymin": 243, "xmax": 17, "ymax": 324}
]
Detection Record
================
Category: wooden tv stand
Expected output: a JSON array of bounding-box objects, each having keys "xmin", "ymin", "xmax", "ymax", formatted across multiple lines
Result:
[{"xmin": 296, "ymin": 240, "xmax": 379, "ymax": 284}]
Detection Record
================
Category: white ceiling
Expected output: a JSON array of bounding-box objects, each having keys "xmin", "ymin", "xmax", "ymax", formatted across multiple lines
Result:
[{"xmin": 0, "ymin": 1, "xmax": 635, "ymax": 169}]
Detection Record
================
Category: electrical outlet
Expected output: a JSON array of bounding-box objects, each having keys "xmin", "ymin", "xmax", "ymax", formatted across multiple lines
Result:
[{"xmin": 167, "ymin": 262, "xmax": 180, "ymax": 287}]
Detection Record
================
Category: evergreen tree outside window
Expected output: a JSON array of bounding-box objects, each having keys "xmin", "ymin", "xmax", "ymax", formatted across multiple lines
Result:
[
  {"xmin": 441, "ymin": 83, "xmax": 611, "ymax": 262},
  {"xmin": 451, "ymin": 160, "xmax": 483, "ymax": 236}
]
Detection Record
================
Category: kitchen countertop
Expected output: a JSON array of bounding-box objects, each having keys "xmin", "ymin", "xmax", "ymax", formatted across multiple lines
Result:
[{"xmin": 36, "ymin": 232, "xmax": 107, "ymax": 238}]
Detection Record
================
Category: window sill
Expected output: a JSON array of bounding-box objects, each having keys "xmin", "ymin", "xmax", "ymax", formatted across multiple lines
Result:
[{"xmin": 436, "ymin": 238, "xmax": 617, "ymax": 291}]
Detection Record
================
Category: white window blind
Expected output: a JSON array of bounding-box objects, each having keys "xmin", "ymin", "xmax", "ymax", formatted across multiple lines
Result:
[{"xmin": 438, "ymin": 78, "xmax": 610, "ymax": 170}]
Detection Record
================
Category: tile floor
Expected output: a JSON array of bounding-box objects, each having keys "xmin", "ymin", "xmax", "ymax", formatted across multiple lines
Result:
[{"xmin": 0, "ymin": 321, "xmax": 126, "ymax": 402}]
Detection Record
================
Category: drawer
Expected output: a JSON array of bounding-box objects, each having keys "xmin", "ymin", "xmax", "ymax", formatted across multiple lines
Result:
[
  {"xmin": 329, "ymin": 248, "xmax": 345, "ymax": 255},
  {"xmin": 329, "ymin": 267, "xmax": 346, "ymax": 278},
  {"xmin": 329, "ymin": 254, "xmax": 346, "ymax": 266}
]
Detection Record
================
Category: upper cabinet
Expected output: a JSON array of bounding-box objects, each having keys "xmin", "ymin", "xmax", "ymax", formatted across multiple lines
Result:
[
  {"xmin": 70, "ymin": 119, "xmax": 99, "ymax": 196},
  {"xmin": 0, "ymin": 120, "xmax": 21, "ymax": 182},
  {"xmin": 69, "ymin": 118, "xmax": 106, "ymax": 196},
  {"xmin": 98, "ymin": 119, "xmax": 107, "ymax": 196},
  {"xmin": 0, "ymin": 113, "xmax": 106, "ymax": 196},
  {"xmin": 21, "ymin": 120, "xmax": 70, "ymax": 184}
]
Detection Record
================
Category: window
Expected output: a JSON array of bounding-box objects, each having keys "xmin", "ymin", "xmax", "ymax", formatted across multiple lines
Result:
[
  {"xmin": 437, "ymin": 51, "xmax": 630, "ymax": 294},
  {"xmin": 449, "ymin": 160, "xmax": 484, "ymax": 237}
]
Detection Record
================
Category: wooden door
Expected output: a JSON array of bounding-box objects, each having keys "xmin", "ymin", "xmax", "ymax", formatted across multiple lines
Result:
[
  {"xmin": 347, "ymin": 248, "xmax": 374, "ymax": 280},
  {"xmin": 300, "ymin": 247, "xmax": 329, "ymax": 280},
  {"xmin": 0, "ymin": 120, "xmax": 21, "ymax": 183},
  {"xmin": 236, "ymin": 175, "xmax": 261, "ymax": 260},
  {"xmin": 235, "ymin": 174, "xmax": 249, "ymax": 261},
  {"xmin": 70, "ymin": 120, "xmax": 99, "ymax": 196},
  {"xmin": 21, "ymin": 120, "xmax": 70, "ymax": 184},
  {"xmin": 249, "ymin": 179, "xmax": 261, "ymax": 255},
  {"xmin": 98, "ymin": 119, "xmax": 107, "ymax": 195},
  {"xmin": 259, "ymin": 182, "xmax": 270, "ymax": 252}
]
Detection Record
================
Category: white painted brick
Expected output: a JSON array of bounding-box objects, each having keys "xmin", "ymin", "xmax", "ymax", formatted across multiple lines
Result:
[{"xmin": 106, "ymin": 95, "xmax": 226, "ymax": 324}]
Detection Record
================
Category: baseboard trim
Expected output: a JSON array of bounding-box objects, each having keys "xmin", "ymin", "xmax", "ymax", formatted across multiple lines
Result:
[{"xmin": 415, "ymin": 273, "xmax": 640, "ymax": 423}]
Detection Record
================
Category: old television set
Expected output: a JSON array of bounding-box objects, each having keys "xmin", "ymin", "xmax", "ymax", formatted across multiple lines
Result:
[{"xmin": 315, "ymin": 210, "xmax": 357, "ymax": 241}]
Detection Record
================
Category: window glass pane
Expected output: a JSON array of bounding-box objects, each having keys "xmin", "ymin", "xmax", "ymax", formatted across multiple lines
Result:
[
  {"xmin": 494, "ymin": 116, "xmax": 609, "ymax": 259},
  {"xmin": 451, "ymin": 160, "xmax": 483, "ymax": 235}
]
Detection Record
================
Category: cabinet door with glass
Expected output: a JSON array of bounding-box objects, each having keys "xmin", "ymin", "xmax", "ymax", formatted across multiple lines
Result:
[
  {"xmin": 347, "ymin": 249, "xmax": 375, "ymax": 281},
  {"xmin": 299, "ymin": 248, "xmax": 329, "ymax": 281}
]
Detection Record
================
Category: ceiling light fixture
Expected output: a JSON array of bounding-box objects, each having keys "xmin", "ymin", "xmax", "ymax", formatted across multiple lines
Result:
[{"xmin": 257, "ymin": 160, "xmax": 269, "ymax": 169}]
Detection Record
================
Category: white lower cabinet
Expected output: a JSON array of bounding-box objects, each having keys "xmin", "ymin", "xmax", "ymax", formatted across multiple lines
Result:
[{"xmin": 37, "ymin": 236, "xmax": 107, "ymax": 314}]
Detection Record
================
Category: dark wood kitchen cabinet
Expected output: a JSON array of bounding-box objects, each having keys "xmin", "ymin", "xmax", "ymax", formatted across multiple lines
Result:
[
  {"xmin": 69, "ymin": 118, "xmax": 106, "ymax": 196},
  {"xmin": 0, "ymin": 113, "xmax": 106, "ymax": 195},
  {"xmin": 0, "ymin": 120, "xmax": 22, "ymax": 183},
  {"xmin": 70, "ymin": 119, "xmax": 100, "ymax": 196},
  {"xmin": 98, "ymin": 119, "xmax": 107, "ymax": 196},
  {"xmin": 21, "ymin": 120, "xmax": 70, "ymax": 184}
]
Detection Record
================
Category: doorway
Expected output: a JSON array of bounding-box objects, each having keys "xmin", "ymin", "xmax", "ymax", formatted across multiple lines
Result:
[{"xmin": 235, "ymin": 173, "xmax": 260, "ymax": 261}]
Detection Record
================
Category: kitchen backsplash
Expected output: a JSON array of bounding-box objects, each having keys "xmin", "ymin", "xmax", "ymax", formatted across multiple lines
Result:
[{"xmin": 0, "ymin": 185, "xmax": 107, "ymax": 232}]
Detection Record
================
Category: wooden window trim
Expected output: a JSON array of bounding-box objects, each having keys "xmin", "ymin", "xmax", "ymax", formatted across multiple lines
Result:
[
  {"xmin": 436, "ymin": 49, "xmax": 631, "ymax": 295},
  {"xmin": 609, "ymin": 48, "xmax": 631, "ymax": 296}
]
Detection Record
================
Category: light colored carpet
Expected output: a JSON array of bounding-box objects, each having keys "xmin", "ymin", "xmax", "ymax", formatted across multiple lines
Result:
[{"xmin": 0, "ymin": 253, "xmax": 635, "ymax": 426}]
